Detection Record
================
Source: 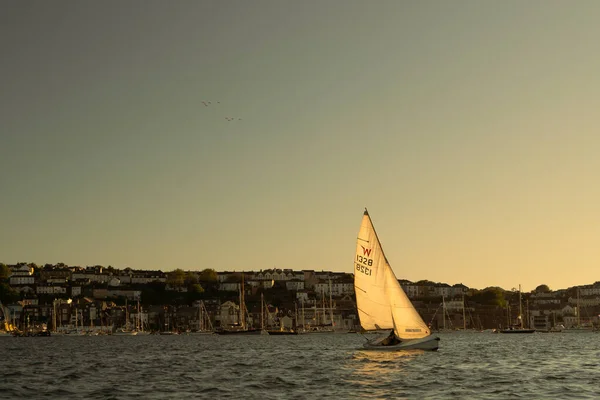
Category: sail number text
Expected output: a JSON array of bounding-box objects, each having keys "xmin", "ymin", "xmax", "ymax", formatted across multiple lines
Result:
[
  {"xmin": 356, "ymin": 255, "xmax": 373, "ymax": 266},
  {"xmin": 356, "ymin": 255, "xmax": 373, "ymax": 276}
]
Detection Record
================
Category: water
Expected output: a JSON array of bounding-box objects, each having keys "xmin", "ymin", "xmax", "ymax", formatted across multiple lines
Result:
[{"xmin": 1, "ymin": 332, "xmax": 599, "ymax": 399}]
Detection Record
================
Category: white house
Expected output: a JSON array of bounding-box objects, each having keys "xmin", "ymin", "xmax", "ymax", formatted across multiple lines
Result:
[
  {"xmin": 253, "ymin": 269, "xmax": 295, "ymax": 281},
  {"xmin": 579, "ymin": 287, "xmax": 600, "ymax": 296},
  {"xmin": 9, "ymin": 275, "xmax": 35, "ymax": 285},
  {"xmin": 219, "ymin": 283, "xmax": 240, "ymax": 292},
  {"xmin": 401, "ymin": 283, "xmax": 420, "ymax": 299},
  {"xmin": 10, "ymin": 264, "xmax": 33, "ymax": 276},
  {"xmin": 285, "ymin": 280, "xmax": 305, "ymax": 291},
  {"xmin": 71, "ymin": 272, "xmax": 111, "ymax": 283},
  {"xmin": 217, "ymin": 301, "xmax": 240, "ymax": 326},
  {"xmin": 36, "ymin": 285, "xmax": 67, "ymax": 295},
  {"xmin": 568, "ymin": 297, "xmax": 600, "ymax": 307},
  {"xmin": 296, "ymin": 291, "xmax": 309, "ymax": 303},
  {"xmin": 314, "ymin": 282, "xmax": 354, "ymax": 296}
]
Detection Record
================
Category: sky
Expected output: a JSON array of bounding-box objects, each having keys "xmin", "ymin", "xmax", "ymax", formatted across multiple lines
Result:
[{"xmin": 1, "ymin": 0, "xmax": 599, "ymax": 292}]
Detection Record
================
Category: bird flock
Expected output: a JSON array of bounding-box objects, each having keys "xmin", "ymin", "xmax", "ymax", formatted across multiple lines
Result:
[{"xmin": 202, "ymin": 101, "xmax": 242, "ymax": 122}]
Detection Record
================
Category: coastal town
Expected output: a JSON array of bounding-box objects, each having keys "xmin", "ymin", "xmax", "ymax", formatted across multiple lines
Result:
[{"xmin": 1, "ymin": 262, "xmax": 599, "ymax": 335}]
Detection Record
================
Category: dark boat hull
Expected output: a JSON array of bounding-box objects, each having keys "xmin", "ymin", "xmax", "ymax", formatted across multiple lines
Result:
[
  {"xmin": 215, "ymin": 328, "xmax": 263, "ymax": 335},
  {"xmin": 499, "ymin": 329, "xmax": 535, "ymax": 334},
  {"xmin": 362, "ymin": 334, "xmax": 440, "ymax": 351},
  {"xmin": 267, "ymin": 330, "xmax": 297, "ymax": 335}
]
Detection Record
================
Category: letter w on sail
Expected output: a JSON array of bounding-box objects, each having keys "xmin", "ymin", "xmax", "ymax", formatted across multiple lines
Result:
[{"xmin": 361, "ymin": 246, "xmax": 372, "ymax": 256}]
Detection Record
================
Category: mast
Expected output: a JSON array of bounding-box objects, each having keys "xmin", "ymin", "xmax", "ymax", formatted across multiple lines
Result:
[
  {"xmin": 518, "ymin": 285, "xmax": 523, "ymax": 329},
  {"xmin": 261, "ymin": 293, "xmax": 264, "ymax": 330},
  {"xmin": 442, "ymin": 295, "xmax": 446, "ymax": 330},
  {"xmin": 301, "ymin": 299, "xmax": 305, "ymax": 330},
  {"xmin": 462, "ymin": 292, "xmax": 466, "ymax": 330},
  {"xmin": 198, "ymin": 302, "xmax": 204, "ymax": 331},
  {"xmin": 241, "ymin": 272, "xmax": 246, "ymax": 329},
  {"xmin": 294, "ymin": 302, "xmax": 298, "ymax": 331},
  {"xmin": 53, "ymin": 299, "xmax": 57, "ymax": 333},
  {"xmin": 205, "ymin": 302, "xmax": 213, "ymax": 331},
  {"xmin": 526, "ymin": 299, "xmax": 529, "ymax": 329},
  {"xmin": 328, "ymin": 279, "xmax": 334, "ymax": 327},
  {"xmin": 321, "ymin": 287, "xmax": 325, "ymax": 325},
  {"xmin": 577, "ymin": 287, "xmax": 581, "ymax": 328}
]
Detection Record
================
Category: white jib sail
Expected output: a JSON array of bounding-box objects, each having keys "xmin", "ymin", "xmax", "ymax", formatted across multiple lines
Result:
[{"xmin": 354, "ymin": 210, "xmax": 430, "ymax": 340}]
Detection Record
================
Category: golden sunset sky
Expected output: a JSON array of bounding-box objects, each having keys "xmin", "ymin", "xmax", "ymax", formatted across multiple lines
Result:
[{"xmin": 1, "ymin": 1, "xmax": 599, "ymax": 291}]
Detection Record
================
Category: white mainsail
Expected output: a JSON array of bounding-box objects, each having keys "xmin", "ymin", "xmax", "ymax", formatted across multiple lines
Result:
[{"xmin": 354, "ymin": 210, "xmax": 430, "ymax": 340}]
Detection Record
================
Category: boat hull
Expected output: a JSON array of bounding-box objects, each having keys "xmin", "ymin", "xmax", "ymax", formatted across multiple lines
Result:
[
  {"xmin": 215, "ymin": 328, "xmax": 263, "ymax": 335},
  {"xmin": 362, "ymin": 335, "xmax": 440, "ymax": 351},
  {"xmin": 499, "ymin": 329, "xmax": 535, "ymax": 334}
]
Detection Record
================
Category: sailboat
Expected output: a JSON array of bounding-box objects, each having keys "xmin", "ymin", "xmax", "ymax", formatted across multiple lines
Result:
[
  {"xmin": 189, "ymin": 301, "xmax": 214, "ymax": 335},
  {"xmin": 355, "ymin": 209, "xmax": 440, "ymax": 351},
  {"xmin": 215, "ymin": 273, "xmax": 262, "ymax": 335},
  {"xmin": 135, "ymin": 301, "xmax": 151, "ymax": 335},
  {"xmin": 113, "ymin": 299, "xmax": 138, "ymax": 335},
  {"xmin": 499, "ymin": 285, "xmax": 535, "ymax": 334}
]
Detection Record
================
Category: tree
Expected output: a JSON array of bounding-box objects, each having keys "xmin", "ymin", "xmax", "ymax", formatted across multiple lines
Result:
[
  {"xmin": 184, "ymin": 272, "xmax": 199, "ymax": 286},
  {"xmin": 0, "ymin": 283, "xmax": 19, "ymax": 303},
  {"xmin": 190, "ymin": 284, "xmax": 204, "ymax": 294},
  {"xmin": 535, "ymin": 284, "xmax": 551, "ymax": 293},
  {"xmin": 415, "ymin": 280, "xmax": 436, "ymax": 286},
  {"xmin": 199, "ymin": 269, "xmax": 218, "ymax": 282},
  {"xmin": 0, "ymin": 264, "xmax": 9, "ymax": 280},
  {"xmin": 167, "ymin": 269, "xmax": 186, "ymax": 286},
  {"xmin": 470, "ymin": 287, "xmax": 506, "ymax": 307}
]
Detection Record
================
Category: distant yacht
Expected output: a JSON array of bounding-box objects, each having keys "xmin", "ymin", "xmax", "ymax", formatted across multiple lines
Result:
[{"xmin": 499, "ymin": 285, "xmax": 535, "ymax": 334}]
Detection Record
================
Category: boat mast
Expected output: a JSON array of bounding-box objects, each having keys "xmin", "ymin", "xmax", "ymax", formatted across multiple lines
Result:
[
  {"xmin": 577, "ymin": 287, "xmax": 581, "ymax": 328},
  {"xmin": 301, "ymin": 299, "xmax": 305, "ymax": 330},
  {"xmin": 321, "ymin": 286, "xmax": 325, "ymax": 325},
  {"xmin": 241, "ymin": 272, "xmax": 246, "ymax": 329},
  {"xmin": 519, "ymin": 285, "xmax": 523, "ymax": 329},
  {"xmin": 526, "ymin": 299, "xmax": 529, "ymax": 329},
  {"xmin": 238, "ymin": 282, "xmax": 243, "ymax": 328},
  {"xmin": 462, "ymin": 292, "xmax": 466, "ymax": 330},
  {"xmin": 294, "ymin": 302, "xmax": 298, "ymax": 331},
  {"xmin": 199, "ymin": 301, "xmax": 204, "ymax": 331},
  {"xmin": 328, "ymin": 278, "xmax": 334, "ymax": 327},
  {"xmin": 261, "ymin": 293, "xmax": 264, "ymax": 330},
  {"xmin": 53, "ymin": 299, "xmax": 57, "ymax": 333},
  {"xmin": 442, "ymin": 295, "xmax": 446, "ymax": 330}
]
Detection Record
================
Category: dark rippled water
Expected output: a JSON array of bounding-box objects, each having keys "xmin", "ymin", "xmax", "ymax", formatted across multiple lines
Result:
[{"xmin": 1, "ymin": 332, "xmax": 599, "ymax": 399}]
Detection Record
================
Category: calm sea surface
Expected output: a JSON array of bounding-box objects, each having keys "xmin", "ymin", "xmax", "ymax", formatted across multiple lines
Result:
[{"xmin": 1, "ymin": 332, "xmax": 599, "ymax": 399}]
